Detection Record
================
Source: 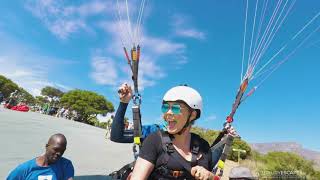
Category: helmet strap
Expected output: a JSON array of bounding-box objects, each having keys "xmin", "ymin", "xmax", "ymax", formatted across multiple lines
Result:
[{"xmin": 177, "ymin": 112, "xmax": 193, "ymax": 135}]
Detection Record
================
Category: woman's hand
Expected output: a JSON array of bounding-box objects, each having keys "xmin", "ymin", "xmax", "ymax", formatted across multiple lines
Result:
[
  {"xmin": 191, "ymin": 165, "xmax": 214, "ymax": 180},
  {"xmin": 226, "ymin": 125, "xmax": 239, "ymax": 137},
  {"xmin": 118, "ymin": 83, "xmax": 132, "ymax": 103}
]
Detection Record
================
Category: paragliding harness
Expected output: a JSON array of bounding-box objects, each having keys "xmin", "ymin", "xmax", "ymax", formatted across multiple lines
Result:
[
  {"xmin": 109, "ymin": 130, "xmax": 202, "ymax": 180},
  {"xmin": 149, "ymin": 131, "xmax": 201, "ymax": 179},
  {"xmin": 127, "ymin": 45, "xmax": 143, "ymax": 158},
  {"xmin": 109, "ymin": 46, "xmax": 142, "ymax": 180},
  {"xmin": 211, "ymin": 78, "xmax": 249, "ymax": 179},
  {"xmin": 109, "ymin": 161, "xmax": 135, "ymax": 180}
]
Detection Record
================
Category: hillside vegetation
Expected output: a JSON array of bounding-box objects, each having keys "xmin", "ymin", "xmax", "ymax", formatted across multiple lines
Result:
[{"xmin": 192, "ymin": 127, "xmax": 320, "ymax": 179}]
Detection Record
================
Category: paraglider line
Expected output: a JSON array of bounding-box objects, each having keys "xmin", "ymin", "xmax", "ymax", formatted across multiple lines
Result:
[
  {"xmin": 292, "ymin": 11, "xmax": 320, "ymax": 40},
  {"xmin": 241, "ymin": 0, "xmax": 249, "ymax": 82},
  {"xmin": 251, "ymin": 0, "xmax": 293, "ymax": 72}
]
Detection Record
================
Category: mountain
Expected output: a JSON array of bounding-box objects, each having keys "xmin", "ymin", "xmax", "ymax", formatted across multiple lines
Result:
[{"xmin": 250, "ymin": 142, "xmax": 320, "ymax": 167}]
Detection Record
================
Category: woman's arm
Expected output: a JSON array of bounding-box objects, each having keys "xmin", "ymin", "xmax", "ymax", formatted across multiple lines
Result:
[{"xmin": 130, "ymin": 157, "xmax": 155, "ymax": 180}]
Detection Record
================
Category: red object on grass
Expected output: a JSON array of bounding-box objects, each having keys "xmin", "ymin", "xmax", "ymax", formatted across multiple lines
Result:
[{"xmin": 11, "ymin": 105, "xmax": 29, "ymax": 112}]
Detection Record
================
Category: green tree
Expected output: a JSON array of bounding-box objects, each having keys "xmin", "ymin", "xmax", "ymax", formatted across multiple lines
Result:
[
  {"xmin": 191, "ymin": 127, "xmax": 221, "ymax": 143},
  {"xmin": 0, "ymin": 75, "xmax": 19, "ymax": 98},
  {"xmin": 191, "ymin": 127, "xmax": 251, "ymax": 161},
  {"xmin": 257, "ymin": 152, "xmax": 320, "ymax": 179},
  {"xmin": 98, "ymin": 122, "xmax": 108, "ymax": 129},
  {"xmin": 41, "ymin": 86, "xmax": 64, "ymax": 99},
  {"xmin": 228, "ymin": 138, "xmax": 252, "ymax": 161},
  {"xmin": 60, "ymin": 89, "xmax": 114, "ymax": 124},
  {"xmin": 41, "ymin": 86, "xmax": 64, "ymax": 107},
  {"xmin": 19, "ymin": 88, "xmax": 35, "ymax": 105},
  {"xmin": 0, "ymin": 75, "xmax": 34, "ymax": 104},
  {"xmin": 35, "ymin": 96, "xmax": 49, "ymax": 106}
]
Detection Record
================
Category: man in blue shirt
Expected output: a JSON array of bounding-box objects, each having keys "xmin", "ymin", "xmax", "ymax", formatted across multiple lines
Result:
[{"xmin": 7, "ymin": 133, "xmax": 74, "ymax": 180}]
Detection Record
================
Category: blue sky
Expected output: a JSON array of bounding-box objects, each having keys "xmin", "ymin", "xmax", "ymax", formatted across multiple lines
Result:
[{"xmin": 1, "ymin": 0, "xmax": 320, "ymax": 151}]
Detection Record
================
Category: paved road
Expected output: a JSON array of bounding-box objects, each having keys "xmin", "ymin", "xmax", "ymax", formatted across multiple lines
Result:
[{"xmin": 0, "ymin": 107, "xmax": 133, "ymax": 179}]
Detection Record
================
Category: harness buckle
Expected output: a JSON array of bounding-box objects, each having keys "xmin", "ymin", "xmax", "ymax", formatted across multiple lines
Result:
[
  {"xmin": 166, "ymin": 143, "xmax": 175, "ymax": 153},
  {"xmin": 191, "ymin": 146, "xmax": 199, "ymax": 154},
  {"xmin": 172, "ymin": 170, "xmax": 182, "ymax": 178},
  {"xmin": 132, "ymin": 94, "xmax": 141, "ymax": 105}
]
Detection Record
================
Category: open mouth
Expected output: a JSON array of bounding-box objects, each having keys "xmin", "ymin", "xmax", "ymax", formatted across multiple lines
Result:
[
  {"xmin": 52, "ymin": 155, "xmax": 59, "ymax": 161},
  {"xmin": 167, "ymin": 121, "xmax": 177, "ymax": 129}
]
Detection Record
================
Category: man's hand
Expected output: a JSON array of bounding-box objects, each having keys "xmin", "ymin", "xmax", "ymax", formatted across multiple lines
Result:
[
  {"xmin": 191, "ymin": 165, "xmax": 214, "ymax": 180},
  {"xmin": 118, "ymin": 83, "xmax": 132, "ymax": 103}
]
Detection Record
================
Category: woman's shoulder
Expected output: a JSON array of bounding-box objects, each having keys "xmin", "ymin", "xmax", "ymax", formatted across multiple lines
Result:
[{"xmin": 142, "ymin": 130, "xmax": 163, "ymax": 146}]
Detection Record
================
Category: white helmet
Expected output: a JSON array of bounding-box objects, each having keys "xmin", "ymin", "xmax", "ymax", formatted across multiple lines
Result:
[{"xmin": 163, "ymin": 85, "xmax": 203, "ymax": 113}]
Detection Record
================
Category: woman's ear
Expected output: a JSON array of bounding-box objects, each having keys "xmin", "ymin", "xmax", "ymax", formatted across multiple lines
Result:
[{"xmin": 189, "ymin": 110, "xmax": 197, "ymax": 121}]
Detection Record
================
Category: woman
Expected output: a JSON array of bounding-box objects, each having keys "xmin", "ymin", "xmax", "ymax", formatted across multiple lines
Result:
[{"xmin": 130, "ymin": 85, "xmax": 217, "ymax": 180}]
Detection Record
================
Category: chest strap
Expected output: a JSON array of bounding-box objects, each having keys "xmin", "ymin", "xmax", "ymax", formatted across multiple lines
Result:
[{"xmin": 159, "ymin": 131, "xmax": 200, "ymax": 172}]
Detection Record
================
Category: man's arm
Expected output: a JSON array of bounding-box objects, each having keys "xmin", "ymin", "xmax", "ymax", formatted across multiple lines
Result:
[
  {"xmin": 7, "ymin": 164, "xmax": 27, "ymax": 180},
  {"xmin": 110, "ymin": 102, "xmax": 135, "ymax": 143},
  {"xmin": 64, "ymin": 160, "xmax": 75, "ymax": 180},
  {"xmin": 110, "ymin": 83, "xmax": 136, "ymax": 143}
]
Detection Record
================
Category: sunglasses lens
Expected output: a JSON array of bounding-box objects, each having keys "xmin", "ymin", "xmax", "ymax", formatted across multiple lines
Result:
[
  {"xmin": 161, "ymin": 104, "xmax": 169, "ymax": 113},
  {"xmin": 171, "ymin": 104, "xmax": 181, "ymax": 114}
]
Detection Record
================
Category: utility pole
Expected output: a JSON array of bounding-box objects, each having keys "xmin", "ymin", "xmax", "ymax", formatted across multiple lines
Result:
[{"xmin": 232, "ymin": 148, "xmax": 246, "ymax": 165}]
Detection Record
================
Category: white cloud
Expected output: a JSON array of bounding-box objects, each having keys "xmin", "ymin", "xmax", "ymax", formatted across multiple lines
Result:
[
  {"xmin": 0, "ymin": 56, "xmax": 59, "ymax": 95},
  {"xmin": 139, "ymin": 57, "xmax": 165, "ymax": 79},
  {"xmin": 142, "ymin": 36, "xmax": 186, "ymax": 55},
  {"xmin": 175, "ymin": 29, "xmax": 206, "ymax": 40},
  {"xmin": 175, "ymin": 55, "xmax": 188, "ymax": 65},
  {"xmin": 172, "ymin": 14, "xmax": 206, "ymax": 40},
  {"xmin": 97, "ymin": 21, "xmax": 185, "ymax": 89},
  {"xmin": 24, "ymin": 0, "xmax": 141, "ymax": 40},
  {"xmin": 0, "ymin": 56, "xmax": 50, "ymax": 96},
  {"xmin": 68, "ymin": 1, "xmax": 111, "ymax": 17},
  {"xmin": 135, "ymin": 56, "xmax": 166, "ymax": 90},
  {"xmin": 90, "ymin": 56, "xmax": 118, "ymax": 85},
  {"xmin": 24, "ymin": 0, "xmax": 191, "ymax": 90},
  {"xmin": 90, "ymin": 53, "xmax": 166, "ymax": 90},
  {"xmin": 24, "ymin": 0, "xmax": 112, "ymax": 39},
  {"xmin": 55, "ymin": 83, "xmax": 73, "ymax": 91},
  {"xmin": 94, "ymin": 19, "xmax": 189, "ymax": 90},
  {"xmin": 49, "ymin": 19, "xmax": 87, "ymax": 39},
  {"xmin": 0, "ymin": 33, "xmax": 73, "ymax": 96},
  {"xmin": 206, "ymin": 114, "xmax": 217, "ymax": 121},
  {"xmin": 0, "ymin": 55, "xmax": 73, "ymax": 96},
  {"xmin": 99, "ymin": 20, "xmax": 186, "ymax": 58}
]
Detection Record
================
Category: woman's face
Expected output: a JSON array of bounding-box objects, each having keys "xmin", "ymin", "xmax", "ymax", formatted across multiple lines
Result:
[{"xmin": 162, "ymin": 101, "xmax": 195, "ymax": 134}]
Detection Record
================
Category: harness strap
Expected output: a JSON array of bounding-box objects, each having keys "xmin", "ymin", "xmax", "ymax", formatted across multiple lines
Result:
[
  {"xmin": 158, "ymin": 131, "xmax": 200, "ymax": 174},
  {"xmin": 211, "ymin": 134, "xmax": 234, "ymax": 176},
  {"xmin": 190, "ymin": 134, "xmax": 200, "ymax": 167},
  {"xmin": 132, "ymin": 105, "xmax": 142, "ymax": 146},
  {"xmin": 109, "ymin": 161, "xmax": 135, "ymax": 180},
  {"xmin": 154, "ymin": 166, "xmax": 187, "ymax": 179}
]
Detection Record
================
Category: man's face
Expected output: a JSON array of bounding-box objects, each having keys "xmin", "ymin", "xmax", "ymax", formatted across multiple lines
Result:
[{"xmin": 45, "ymin": 142, "xmax": 66, "ymax": 164}]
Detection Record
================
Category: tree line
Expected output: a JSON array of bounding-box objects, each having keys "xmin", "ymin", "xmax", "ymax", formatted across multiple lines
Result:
[{"xmin": 0, "ymin": 75, "xmax": 114, "ymax": 125}]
